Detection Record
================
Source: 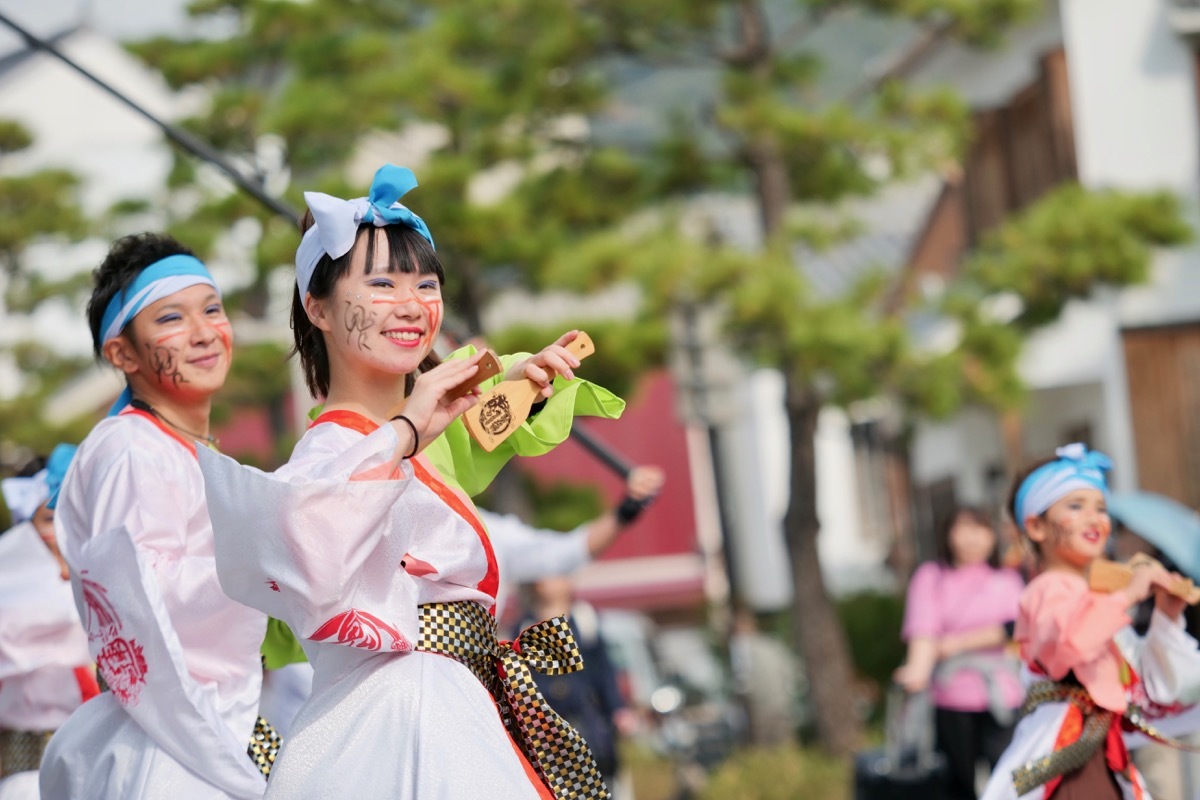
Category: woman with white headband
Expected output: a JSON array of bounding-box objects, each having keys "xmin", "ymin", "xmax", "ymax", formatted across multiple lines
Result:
[
  {"xmin": 980, "ymin": 443, "xmax": 1200, "ymax": 800},
  {"xmin": 39, "ymin": 233, "xmax": 271, "ymax": 800},
  {"xmin": 198, "ymin": 165, "xmax": 623, "ymax": 798},
  {"xmin": 0, "ymin": 445, "xmax": 97, "ymax": 800}
]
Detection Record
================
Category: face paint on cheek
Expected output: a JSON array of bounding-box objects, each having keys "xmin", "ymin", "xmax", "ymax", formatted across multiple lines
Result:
[
  {"xmin": 146, "ymin": 343, "xmax": 186, "ymax": 387},
  {"xmin": 413, "ymin": 293, "xmax": 443, "ymax": 341},
  {"xmin": 153, "ymin": 331, "xmax": 187, "ymax": 346},
  {"xmin": 213, "ymin": 320, "xmax": 234, "ymax": 354}
]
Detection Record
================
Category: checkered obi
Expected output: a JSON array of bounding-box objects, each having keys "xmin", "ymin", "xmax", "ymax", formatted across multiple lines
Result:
[
  {"xmin": 1012, "ymin": 680, "xmax": 1200, "ymax": 794},
  {"xmin": 416, "ymin": 601, "xmax": 611, "ymax": 800},
  {"xmin": 0, "ymin": 728, "xmax": 54, "ymax": 777}
]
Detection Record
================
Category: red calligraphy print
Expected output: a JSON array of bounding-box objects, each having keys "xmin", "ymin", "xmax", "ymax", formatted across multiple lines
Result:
[
  {"xmin": 310, "ymin": 609, "xmax": 411, "ymax": 652},
  {"xmin": 96, "ymin": 637, "xmax": 148, "ymax": 706},
  {"xmin": 80, "ymin": 574, "xmax": 148, "ymax": 706}
]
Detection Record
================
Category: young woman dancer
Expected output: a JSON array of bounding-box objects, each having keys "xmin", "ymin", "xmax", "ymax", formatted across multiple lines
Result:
[
  {"xmin": 981, "ymin": 443, "xmax": 1200, "ymax": 800},
  {"xmin": 199, "ymin": 165, "xmax": 622, "ymax": 798},
  {"xmin": 40, "ymin": 234, "xmax": 269, "ymax": 799}
]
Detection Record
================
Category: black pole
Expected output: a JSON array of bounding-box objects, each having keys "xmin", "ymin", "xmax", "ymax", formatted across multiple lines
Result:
[
  {"xmin": 569, "ymin": 424, "xmax": 633, "ymax": 479},
  {"xmin": 0, "ymin": 11, "xmax": 299, "ymax": 223}
]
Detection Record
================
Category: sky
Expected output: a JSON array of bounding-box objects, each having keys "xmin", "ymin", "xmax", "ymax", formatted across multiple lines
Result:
[{"xmin": 0, "ymin": 0, "xmax": 208, "ymax": 55}]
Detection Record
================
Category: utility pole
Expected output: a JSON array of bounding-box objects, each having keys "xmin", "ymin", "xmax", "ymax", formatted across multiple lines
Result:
[{"xmin": 671, "ymin": 299, "xmax": 741, "ymax": 622}]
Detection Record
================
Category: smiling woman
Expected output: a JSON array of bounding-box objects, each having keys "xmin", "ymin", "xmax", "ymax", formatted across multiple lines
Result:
[
  {"xmin": 39, "ymin": 233, "xmax": 270, "ymax": 800},
  {"xmin": 198, "ymin": 165, "xmax": 625, "ymax": 799}
]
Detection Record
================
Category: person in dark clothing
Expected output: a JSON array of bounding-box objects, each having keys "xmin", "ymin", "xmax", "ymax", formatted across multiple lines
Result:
[{"xmin": 521, "ymin": 576, "xmax": 634, "ymax": 789}]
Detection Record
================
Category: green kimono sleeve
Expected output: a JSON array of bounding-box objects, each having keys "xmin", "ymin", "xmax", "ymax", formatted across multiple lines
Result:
[
  {"xmin": 261, "ymin": 616, "xmax": 308, "ymax": 669},
  {"xmin": 422, "ymin": 345, "xmax": 626, "ymax": 497}
]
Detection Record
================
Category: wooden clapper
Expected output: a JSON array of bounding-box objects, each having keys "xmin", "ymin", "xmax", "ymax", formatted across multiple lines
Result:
[
  {"xmin": 462, "ymin": 332, "xmax": 594, "ymax": 452},
  {"xmin": 1089, "ymin": 553, "xmax": 1200, "ymax": 604}
]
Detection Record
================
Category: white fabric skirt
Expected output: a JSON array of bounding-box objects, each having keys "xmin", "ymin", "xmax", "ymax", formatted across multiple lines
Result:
[
  {"xmin": 267, "ymin": 651, "xmax": 545, "ymax": 799},
  {"xmin": 0, "ymin": 771, "xmax": 39, "ymax": 800},
  {"xmin": 40, "ymin": 693, "xmax": 264, "ymax": 799}
]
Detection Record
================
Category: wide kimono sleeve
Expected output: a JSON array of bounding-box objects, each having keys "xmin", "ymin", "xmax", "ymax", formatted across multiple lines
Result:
[
  {"xmin": 483, "ymin": 510, "xmax": 590, "ymax": 584},
  {"xmin": 54, "ymin": 425, "xmax": 266, "ymax": 797},
  {"xmin": 199, "ymin": 425, "xmax": 492, "ymax": 656},
  {"xmin": 68, "ymin": 525, "xmax": 267, "ymax": 797},
  {"xmin": 425, "ymin": 346, "xmax": 626, "ymax": 497},
  {"xmin": 1116, "ymin": 609, "xmax": 1200, "ymax": 708}
]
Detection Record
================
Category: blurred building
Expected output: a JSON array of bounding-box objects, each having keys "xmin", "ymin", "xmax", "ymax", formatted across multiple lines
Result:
[
  {"xmin": 900, "ymin": 0, "xmax": 1200, "ymax": 550},
  {"xmin": 631, "ymin": 0, "xmax": 1200, "ymax": 603}
]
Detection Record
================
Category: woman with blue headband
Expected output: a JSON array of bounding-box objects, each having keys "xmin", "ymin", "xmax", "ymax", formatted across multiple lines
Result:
[
  {"xmin": 980, "ymin": 444, "xmax": 1200, "ymax": 800},
  {"xmin": 39, "ymin": 234, "xmax": 270, "ymax": 800},
  {"xmin": 198, "ymin": 165, "xmax": 622, "ymax": 798},
  {"xmin": 0, "ymin": 445, "xmax": 98, "ymax": 799}
]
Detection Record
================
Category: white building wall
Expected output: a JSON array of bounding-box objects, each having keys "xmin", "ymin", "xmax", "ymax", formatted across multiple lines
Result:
[
  {"xmin": 911, "ymin": 409, "xmax": 1005, "ymax": 505},
  {"xmin": 720, "ymin": 366, "xmax": 890, "ymax": 602},
  {"xmin": 1061, "ymin": 0, "xmax": 1200, "ymax": 196}
]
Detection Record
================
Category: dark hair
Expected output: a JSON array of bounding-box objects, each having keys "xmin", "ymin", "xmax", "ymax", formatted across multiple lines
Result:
[
  {"xmin": 15, "ymin": 454, "xmax": 47, "ymax": 478},
  {"xmin": 86, "ymin": 233, "xmax": 197, "ymax": 357},
  {"xmin": 1006, "ymin": 456, "xmax": 1057, "ymax": 556},
  {"xmin": 936, "ymin": 505, "xmax": 1000, "ymax": 568},
  {"xmin": 291, "ymin": 213, "xmax": 445, "ymax": 399}
]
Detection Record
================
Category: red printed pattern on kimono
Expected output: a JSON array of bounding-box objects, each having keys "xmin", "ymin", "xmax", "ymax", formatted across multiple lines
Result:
[
  {"xmin": 79, "ymin": 574, "xmax": 148, "ymax": 706},
  {"xmin": 310, "ymin": 609, "xmax": 412, "ymax": 652}
]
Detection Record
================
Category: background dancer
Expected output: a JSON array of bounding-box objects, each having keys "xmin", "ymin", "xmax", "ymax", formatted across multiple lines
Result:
[{"xmin": 39, "ymin": 234, "xmax": 270, "ymax": 800}]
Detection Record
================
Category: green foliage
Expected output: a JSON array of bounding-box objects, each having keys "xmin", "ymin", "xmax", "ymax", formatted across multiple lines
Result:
[
  {"xmin": 836, "ymin": 591, "xmax": 906, "ymax": 700},
  {"xmin": 525, "ymin": 477, "xmax": 605, "ymax": 533},
  {"xmin": 960, "ymin": 184, "xmax": 1193, "ymax": 329},
  {"xmin": 698, "ymin": 744, "xmax": 850, "ymax": 800},
  {"xmin": 0, "ymin": 119, "xmax": 33, "ymax": 155},
  {"xmin": 0, "ymin": 169, "xmax": 88, "ymax": 271}
]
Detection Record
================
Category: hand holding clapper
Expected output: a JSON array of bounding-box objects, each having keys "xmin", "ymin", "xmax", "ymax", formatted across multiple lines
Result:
[{"xmin": 462, "ymin": 332, "xmax": 595, "ymax": 452}]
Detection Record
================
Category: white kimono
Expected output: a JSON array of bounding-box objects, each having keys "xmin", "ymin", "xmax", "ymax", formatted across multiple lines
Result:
[
  {"xmin": 0, "ymin": 523, "xmax": 93, "ymax": 800},
  {"xmin": 199, "ymin": 416, "xmax": 553, "ymax": 799},
  {"xmin": 981, "ymin": 573, "xmax": 1200, "ymax": 800},
  {"xmin": 39, "ymin": 411, "xmax": 268, "ymax": 800}
]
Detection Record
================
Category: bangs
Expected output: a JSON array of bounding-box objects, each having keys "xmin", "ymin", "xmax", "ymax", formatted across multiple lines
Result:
[
  {"xmin": 362, "ymin": 224, "xmax": 444, "ymax": 281},
  {"xmin": 307, "ymin": 223, "xmax": 444, "ymax": 300}
]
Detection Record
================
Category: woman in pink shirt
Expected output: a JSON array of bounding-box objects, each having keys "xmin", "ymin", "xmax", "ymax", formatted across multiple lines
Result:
[
  {"xmin": 980, "ymin": 444, "xmax": 1200, "ymax": 800},
  {"xmin": 897, "ymin": 505, "xmax": 1025, "ymax": 800}
]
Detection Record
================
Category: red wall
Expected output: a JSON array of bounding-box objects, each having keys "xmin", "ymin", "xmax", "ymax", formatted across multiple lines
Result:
[{"xmin": 516, "ymin": 370, "xmax": 698, "ymax": 562}]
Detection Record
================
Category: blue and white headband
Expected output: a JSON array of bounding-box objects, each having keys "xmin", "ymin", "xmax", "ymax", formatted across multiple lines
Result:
[
  {"xmin": 98, "ymin": 254, "xmax": 218, "ymax": 347},
  {"xmin": 97, "ymin": 254, "xmax": 219, "ymax": 414},
  {"xmin": 1014, "ymin": 443, "xmax": 1113, "ymax": 531},
  {"xmin": 3, "ymin": 443, "xmax": 77, "ymax": 520},
  {"xmin": 294, "ymin": 164, "xmax": 435, "ymax": 301}
]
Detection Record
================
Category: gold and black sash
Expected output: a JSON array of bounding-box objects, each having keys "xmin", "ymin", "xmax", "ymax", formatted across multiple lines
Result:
[{"xmin": 417, "ymin": 601, "xmax": 610, "ymax": 800}]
